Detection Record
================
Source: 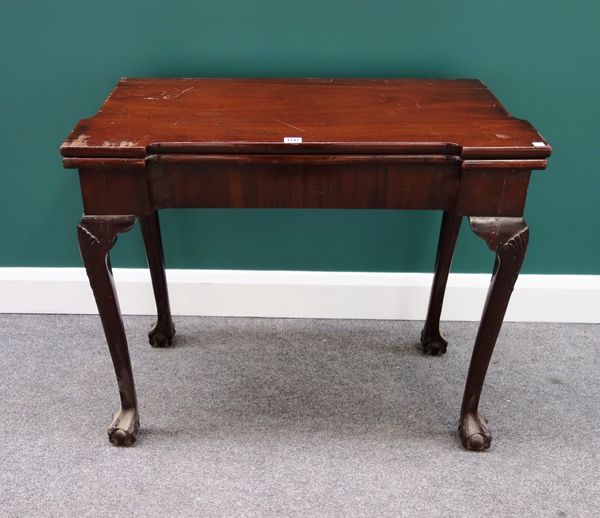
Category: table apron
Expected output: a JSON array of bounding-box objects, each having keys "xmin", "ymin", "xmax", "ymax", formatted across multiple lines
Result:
[
  {"xmin": 77, "ymin": 159, "xmax": 530, "ymax": 216},
  {"xmin": 147, "ymin": 157, "xmax": 461, "ymax": 210}
]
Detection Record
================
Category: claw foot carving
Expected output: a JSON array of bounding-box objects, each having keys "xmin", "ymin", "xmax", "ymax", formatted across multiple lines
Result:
[
  {"xmin": 148, "ymin": 321, "xmax": 176, "ymax": 348},
  {"xmin": 459, "ymin": 412, "xmax": 492, "ymax": 451},
  {"xmin": 108, "ymin": 407, "xmax": 140, "ymax": 446},
  {"xmin": 420, "ymin": 328, "xmax": 448, "ymax": 356}
]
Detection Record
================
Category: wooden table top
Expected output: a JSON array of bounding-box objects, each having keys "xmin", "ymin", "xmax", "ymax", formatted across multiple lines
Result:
[{"xmin": 61, "ymin": 78, "xmax": 551, "ymax": 161}]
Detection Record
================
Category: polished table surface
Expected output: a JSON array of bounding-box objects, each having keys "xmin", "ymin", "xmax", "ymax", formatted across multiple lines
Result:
[
  {"xmin": 62, "ymin": 77, "xmax": 550, "ymax": 159},
  {"xmin": 61, "ymin": 78, "xmax": 551, "ymax": 450}
]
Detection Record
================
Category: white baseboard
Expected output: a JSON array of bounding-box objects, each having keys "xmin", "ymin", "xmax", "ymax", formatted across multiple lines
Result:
[{"xmin": 0, "ymin": 268, "xmax": 598, "ymax": 323}]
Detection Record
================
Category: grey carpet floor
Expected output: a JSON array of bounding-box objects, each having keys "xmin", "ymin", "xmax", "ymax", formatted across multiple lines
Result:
[{"xmin": 0, "ymin": 314, "xmax": 598, "ymax": 517}]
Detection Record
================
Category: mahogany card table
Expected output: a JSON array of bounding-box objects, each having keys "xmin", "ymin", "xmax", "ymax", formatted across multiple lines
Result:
[{"xmin": 61, "ymin": 78, "xmax": 551, "ymax": 450}]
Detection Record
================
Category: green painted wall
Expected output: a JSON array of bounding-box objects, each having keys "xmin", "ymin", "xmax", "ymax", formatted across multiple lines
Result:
[{"xmin": 1, "ymin": 1, "xmax": 597, "ymax": 273}]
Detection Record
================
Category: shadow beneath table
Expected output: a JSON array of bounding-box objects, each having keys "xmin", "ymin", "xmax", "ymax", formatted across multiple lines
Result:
[{"xmin": 134, "ymin": 318, "xmax": 473, "ymax": 447}]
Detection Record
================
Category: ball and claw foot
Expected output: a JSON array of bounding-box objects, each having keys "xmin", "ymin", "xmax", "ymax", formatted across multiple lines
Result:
[
  {"xmin": 108, "ymin": 407, "xmax": 140, "ymax": 446},
  {"xmin": 148, "ymin": 321, "xmax": 175, "ymax": 348},
  {"xmin": 459, "ymin": 412, "xmax": 492, "ymax": 451},
  {"xmin": 420, "ymin": 329, "xmax": 448, "ymax": 356}
]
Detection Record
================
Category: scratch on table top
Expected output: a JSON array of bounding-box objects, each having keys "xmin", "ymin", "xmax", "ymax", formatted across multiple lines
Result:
[
  {"xmin": 495, "ymin": 133, "xmax": 511, "ymax": 139},
  {"xmin": 273, "ymin": 119, "xmax": 306, "ymax": 133},
  {"xmin": 144, "ymin": 86, "xmax": 194, "ymax": 101}
]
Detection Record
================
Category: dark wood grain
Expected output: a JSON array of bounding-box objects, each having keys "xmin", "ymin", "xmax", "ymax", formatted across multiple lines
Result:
[
  {"xmin": 460, "ymin": 217, "xmax": 529, "ymax": 450},
  {"xmin": 139, "ymin": 212, "xmax": 175, "ymax": 347},
  {"xmin": 147, "ymin": 154, "xmax": 460, "ymax": 210},
  {"xmin": 421, "ymin": 211, "xmax": 462, "ymax": 355},
  {"xmin": 61, "ymin": 78, "xmax": 551, "ymax": 451},
  {"xmin": 77, "ymin": 215, "xmax": 139, "ymax": 446},
  {"xmin": 60, "ymin": 78, "xmax": 551, "ymax": 163}
]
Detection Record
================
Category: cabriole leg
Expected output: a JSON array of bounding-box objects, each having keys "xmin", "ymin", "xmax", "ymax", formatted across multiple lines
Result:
[
  {"xmin": 139, "ymin": 211, "xmax": 175, "ymax": 347},
  {"xmin": 78, "ymin": 215, "xmax": 139, "ymax": 446},
  {"xmin": 460, "ymin": 217, "xmax": 529, "ymax": 451},
  {"xmin": 421, "ymin": 211, "xmax": 462, "ymax": 355}
]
